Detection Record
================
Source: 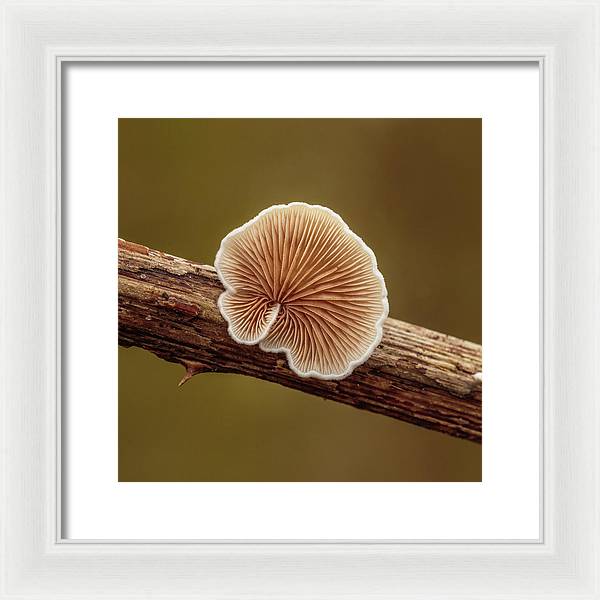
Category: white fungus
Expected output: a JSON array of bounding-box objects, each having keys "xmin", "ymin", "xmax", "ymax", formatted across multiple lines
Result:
[{"xmin": 214, "ymin": 203, "xmax": 389, "ymax": 380}]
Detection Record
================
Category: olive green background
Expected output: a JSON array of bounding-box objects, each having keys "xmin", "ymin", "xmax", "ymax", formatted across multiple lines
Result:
[{"xmin": 119, "ymin": 118, "xmax": 481, "ymax": 482}]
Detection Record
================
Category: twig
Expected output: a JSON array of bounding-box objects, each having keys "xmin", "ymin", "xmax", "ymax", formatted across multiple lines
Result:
[{"xmin": 118, "ymin": 239, "xmax": 482, "ymax": 442}]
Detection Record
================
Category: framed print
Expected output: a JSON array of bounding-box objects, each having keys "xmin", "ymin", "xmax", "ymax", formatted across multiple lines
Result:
[{"xmin": 1, "ymin": 1, "xmax": 599, "ymax": 598}]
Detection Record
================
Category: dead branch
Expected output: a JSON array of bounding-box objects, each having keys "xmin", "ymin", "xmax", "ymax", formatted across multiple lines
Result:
[{"xmin": 118, "ymin": 239, "xmax": 482, "ymax": 443}]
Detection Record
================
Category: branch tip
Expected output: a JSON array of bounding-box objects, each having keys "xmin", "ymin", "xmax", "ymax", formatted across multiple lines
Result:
[{"xmin": 178, "ymin": 361, "xmax": 208, "ymax": 387}]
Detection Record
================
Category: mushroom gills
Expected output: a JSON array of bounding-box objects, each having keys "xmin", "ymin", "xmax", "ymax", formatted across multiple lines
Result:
[{"xmin": 214, "ymin": 203, "xmax": 389, "ymax": 380}]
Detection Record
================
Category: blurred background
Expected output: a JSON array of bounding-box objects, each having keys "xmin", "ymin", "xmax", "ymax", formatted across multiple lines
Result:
[{"xmin": 118, "ymin": 118, "xmax": 481, "ymax": 481}]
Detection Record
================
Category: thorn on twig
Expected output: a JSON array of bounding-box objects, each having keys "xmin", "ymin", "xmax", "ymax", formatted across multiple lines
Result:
[{"xmin": 178, "ymin": 361, "xmax": 208, "ymax": 387}]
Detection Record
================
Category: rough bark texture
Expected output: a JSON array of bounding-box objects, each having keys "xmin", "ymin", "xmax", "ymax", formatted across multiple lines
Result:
[{"xmin": 118, "ymin": 239, "xmax": 482, "ymax": 443}]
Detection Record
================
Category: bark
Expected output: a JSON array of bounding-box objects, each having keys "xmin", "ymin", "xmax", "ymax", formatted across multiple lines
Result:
[{"xmin": 118, "ymin": 239, "xmax": 482, "ymax": 443}]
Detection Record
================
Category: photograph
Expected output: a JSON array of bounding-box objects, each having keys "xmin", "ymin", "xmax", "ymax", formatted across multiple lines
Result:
[
  {"xmin": 8, "ymin": 0, "xmax": 596, "ymax": 595},
  {"xmin": 118, "ymin": 117, "xmax": 482, "ymax": 482}
]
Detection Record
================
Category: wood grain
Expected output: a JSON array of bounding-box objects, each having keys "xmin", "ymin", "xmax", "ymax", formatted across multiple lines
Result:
[{"xmin": 118, "ymin": 239, "xmax": 482, "ymax": 442}]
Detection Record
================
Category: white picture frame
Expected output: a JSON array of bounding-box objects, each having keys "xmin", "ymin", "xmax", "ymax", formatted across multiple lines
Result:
[{"xmin": 1, "ymin": 1, "xmax": 598, "ymax": 598}]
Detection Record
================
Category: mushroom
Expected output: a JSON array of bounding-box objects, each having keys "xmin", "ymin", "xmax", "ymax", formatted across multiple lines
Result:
[{"xmin": 214, "ymin": 203, "xmax": 388, "ymax": 380}]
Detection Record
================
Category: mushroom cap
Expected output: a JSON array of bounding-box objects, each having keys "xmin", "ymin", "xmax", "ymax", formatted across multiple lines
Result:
[{"xmin": 214, "ymin": 203, "xmax": 389, "ymax": 380}]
